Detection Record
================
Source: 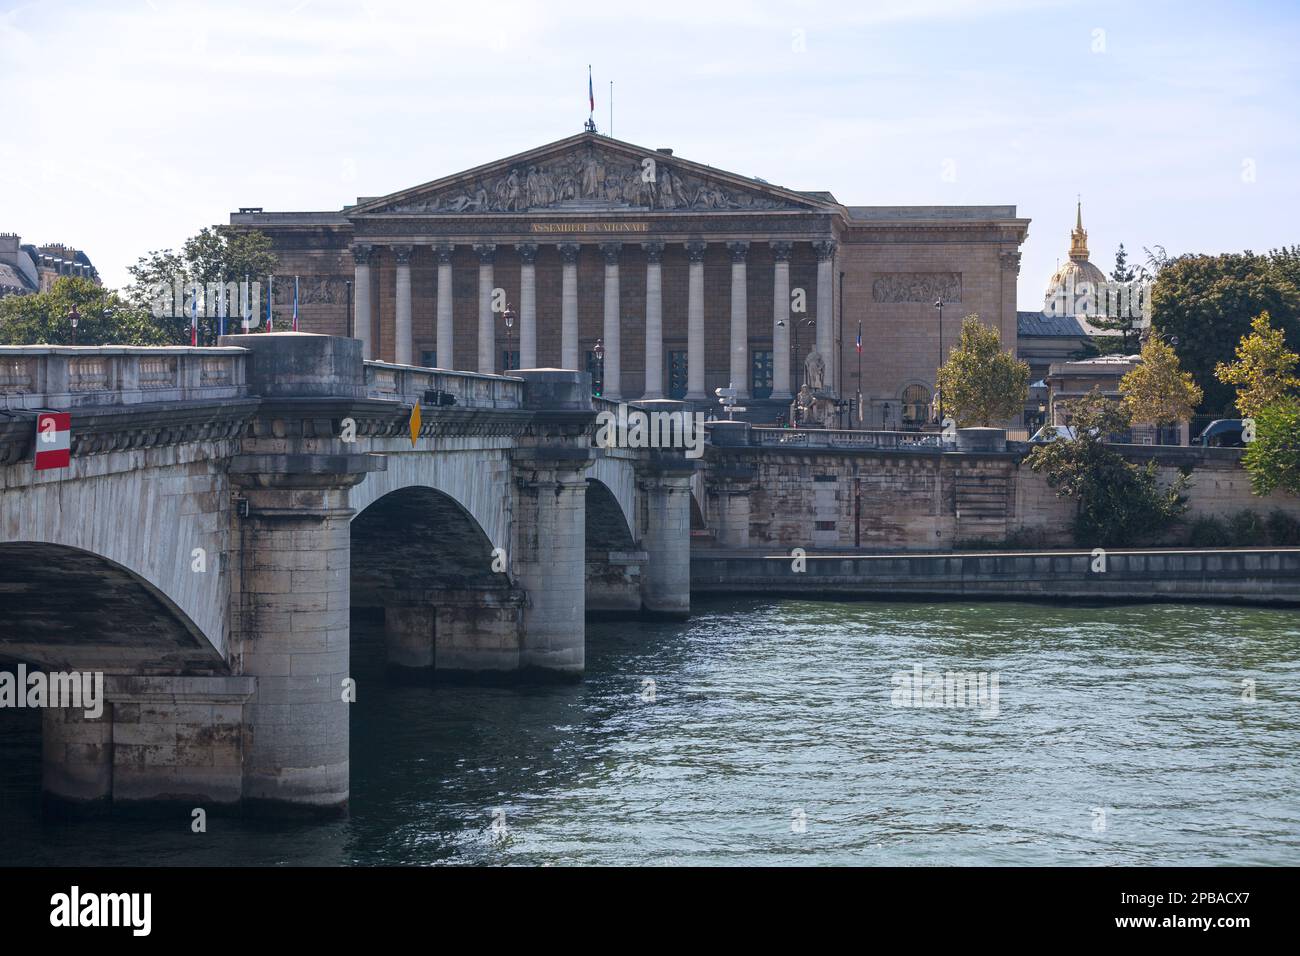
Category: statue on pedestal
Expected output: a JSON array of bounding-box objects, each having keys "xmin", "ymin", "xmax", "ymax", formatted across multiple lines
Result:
[{"xmin": 804, "ymin": 350, "xmax": 826, "ymax": 392}]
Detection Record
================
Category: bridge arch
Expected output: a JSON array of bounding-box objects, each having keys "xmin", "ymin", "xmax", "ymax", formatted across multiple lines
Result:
[
  {"xmin": 350, "ymin": 483, "xmax": 521, "ymax": 674},
  {"xmin": 0, "ymin": 541, "xmax": 221, "ymax": 673}
]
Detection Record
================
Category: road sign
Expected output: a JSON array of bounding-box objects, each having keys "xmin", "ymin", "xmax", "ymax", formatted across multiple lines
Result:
[{"xmin": 35, "ymin": 412, "xmax": 71, "ymax": 470}]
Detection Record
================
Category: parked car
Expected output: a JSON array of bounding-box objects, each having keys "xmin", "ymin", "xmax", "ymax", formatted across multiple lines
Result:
[
  {"xmin": 1195, "ymin": 419, "xmax": 1247, "ymax": 447},
  {"xmin": 1028, "ymin": 425, "xmax": 1078, "ymax": 443}
]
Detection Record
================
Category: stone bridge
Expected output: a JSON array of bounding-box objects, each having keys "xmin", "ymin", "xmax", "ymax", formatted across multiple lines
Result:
[{"xmin": 0, "ymin": 334, "xmax": 693, "ymax": 816}]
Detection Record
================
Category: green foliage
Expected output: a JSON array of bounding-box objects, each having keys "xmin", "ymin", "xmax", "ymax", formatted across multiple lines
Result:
[
  {"xmin": 1120, "ymin": 335, "xmax": 1203, "ymax": 426},
  {"xmin": 1026, "ymin": 389, "xmax": 1190, "ymax": 547},
  {"xmin": 1150, "ymin": 248, "xmax": 1300, "ymax": 415},
  {"xmin": 1241, "ymin": 396, "xmax": 1300, "ymax": 497},
  {"xmin": 1214, "ymin": 310, "xmax": 1300, "ymax": 417},
  {"xmin": 125, "ymin": 226, "xmax": 278, "ymax": 345},
  {"xmin": 935, "ymin": 315, "xmax": 1030, "ymax": 427},
  {"xmin": 1187, "ymin": 516, "xmax": 1231, "ymax": 548},
  {"xmin": 1086, "ymin": 243, "xmax": 1143, "ymax": 355},
  {"xmin": 1187, "ymin": 509, "xmax": 1299, "ymax": 547},
  {"xmin": 1266, "ymin": 509, "xmax": 1300, "ymax": 545},
  {"xmin": 0, "ymin": 276, "xmax": 165, "ymax": 346},
  {"xmin": 1227, "ymin": 509, "xmax": 1269, "ymax": 546}
]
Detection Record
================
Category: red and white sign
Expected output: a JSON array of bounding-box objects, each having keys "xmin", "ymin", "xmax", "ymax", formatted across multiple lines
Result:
[{"xmin": 34, "ymin": 412, "xmax": 71, "ymax": 471}]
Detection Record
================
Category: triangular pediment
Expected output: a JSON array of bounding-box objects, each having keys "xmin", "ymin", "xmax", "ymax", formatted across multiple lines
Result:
[{"xmin": 350, "ymin": 133, "xmax": 833, "ymax": 216}]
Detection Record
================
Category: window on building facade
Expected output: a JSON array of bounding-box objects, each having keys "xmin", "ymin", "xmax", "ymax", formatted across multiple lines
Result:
[
  {"xmin": 901, "ymin": 384, "xmax": 932, "ymax": 428},
  {"xmin": 668, "ymin": 350, "xmax": 688, "ymax": 400},
  {"xmin": 501, "ymin": 349, "xmax": 519, "ymax": 372},
  {"xmin": 751, "ymin": 350, "xmax": 773, "ymax": 399},
  {"xmin": 420, "ymin": 349, "xmax": 437, "ymax": 368}
]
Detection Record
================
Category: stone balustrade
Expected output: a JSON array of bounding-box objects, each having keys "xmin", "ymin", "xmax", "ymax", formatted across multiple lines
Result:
[
  {"xmin": 0, "ymin": 346, "xmax": 248, "ymax": 410},
  {"xmin": 364, "ymin": 359, "xmax": 524, "ymax": 410},
  {"xmin": 743, "ymin": 425, "xmax": 945, "ymax": 450}
]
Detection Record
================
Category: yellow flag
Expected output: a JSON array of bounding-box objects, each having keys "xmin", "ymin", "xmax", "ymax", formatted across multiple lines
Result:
[{"xmin": 408, "ymin": 402, "xmax": 422, "ymax": 447}]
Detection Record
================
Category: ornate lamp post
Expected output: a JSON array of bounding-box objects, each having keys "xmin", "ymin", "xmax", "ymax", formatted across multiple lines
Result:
[
  {"xmin": 592, "ymin": 338, "xmax": 604, "ymax": 397},
  {"xmin": 934, "ymin": 296, "xmax": 945, "ymax": 425},
  {"xmin": 68, "ymin": 304, "xmax": 81, "ymax": 345},
  {"xmin": 502, "ymin": 302, "xmax": 516, "ymax": 371}
]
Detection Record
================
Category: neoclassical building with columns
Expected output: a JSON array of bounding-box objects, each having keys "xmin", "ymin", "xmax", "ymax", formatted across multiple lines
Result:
[{"xmin": 232, "ymin": 130, "xmax": 1029, "ymax": 427}]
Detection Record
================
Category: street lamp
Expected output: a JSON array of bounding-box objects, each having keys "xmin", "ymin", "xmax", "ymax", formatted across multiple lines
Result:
[
  {"xmin": 934, "ymin": 297, "xmax": 945, "ymax": 425},
  {"xmin": 777, "ymin": 316, "xmax": 816, "ymax": 390},
  {"xmin": 501, "ymin": 302, "xmax": 516, "ymax": 371},
  {"xmin": 592, "ymin": 338, "xmax": 604, "ymax": 397},
  {"xmin": 68, "ymin": 304, "xmax": 80, "ymax": 345}
]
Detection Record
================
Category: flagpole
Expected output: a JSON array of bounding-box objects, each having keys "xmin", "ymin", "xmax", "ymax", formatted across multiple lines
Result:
[
  {"xmin": 293, "ymin": 275, "xmax": 299, "ymax": 332},
  {"xmin": 857, "ymin": 320, "xmax": 863, "ymax": 425},
  {"xmin": 267, "ymin": 275, "xmax": 274, "ymax": 332}
]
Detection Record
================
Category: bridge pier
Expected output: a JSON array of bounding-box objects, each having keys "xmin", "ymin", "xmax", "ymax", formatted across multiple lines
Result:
[
  {"xmin": 637, "ymin": 460, "xmax": 695, "ymax": 617},
  {"xmin": 226, "ymin": 331, "xmax": 380, "ymax": 816},
  {"xmin": 383, "ymin": 588, "xmax": 525, "ymax": 674},
  {"xmin": 511, "ymin": 370, "xmax": 595, "ymax": 677},
  {"xmin": 42, "ymin": 676, "xmax": 255, "ymax": 815}
]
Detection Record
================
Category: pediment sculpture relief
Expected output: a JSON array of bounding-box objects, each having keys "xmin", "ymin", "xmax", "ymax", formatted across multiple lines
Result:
[{"xmin": 378, "ymin": 145, "xmax": 800, "ymax": 214}]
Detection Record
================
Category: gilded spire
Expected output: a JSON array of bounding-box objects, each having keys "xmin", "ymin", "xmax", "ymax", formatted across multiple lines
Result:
[{"xmin": 1069, "ymin": 196, "xmax": 1089, "ymax": 261}]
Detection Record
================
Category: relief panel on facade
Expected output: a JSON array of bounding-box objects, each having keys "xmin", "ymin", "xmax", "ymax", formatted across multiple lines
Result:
[
  {"xmin": 374, "ymin": 143, "xmax": 807, "ymax": 215},
  {"xmin": 871, "ymin": 272, "xmax": 962, "ymax": 303}
]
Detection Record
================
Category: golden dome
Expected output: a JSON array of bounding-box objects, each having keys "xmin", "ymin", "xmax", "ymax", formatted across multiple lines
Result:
[{"xmin": 1043, "ymin": 199, "xmax": 1108, "ymax": 313}]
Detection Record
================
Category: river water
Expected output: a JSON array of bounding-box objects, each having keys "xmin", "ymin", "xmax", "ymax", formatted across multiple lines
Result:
[{"xmin": 1, "ymin": 598, "xmax": 1297, "ymax": 866}]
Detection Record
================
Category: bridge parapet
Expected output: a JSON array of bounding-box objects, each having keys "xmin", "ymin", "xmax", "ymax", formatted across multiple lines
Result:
[
  {"xmin": 366, "ymin": 361, "xmax": 523, "ymax": 410},
  {"xmin": 0, "ymin": 345, "xmax": 248, "ymax": 410}
]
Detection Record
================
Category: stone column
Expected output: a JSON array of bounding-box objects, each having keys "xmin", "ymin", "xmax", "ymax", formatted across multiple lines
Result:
[
  {"xmin": 393, "ymin": 244, "xmax": 413, "ymax": 366},
  {"xmin": 637, "ymin": 449, "xmax": 695, "ymax": 617},
  {"xmin": 771, "ymin": 241, "xmax": 793, "ymax": 400},
  {"xmin": 475, "ymin": 244, "xmax": 496, "ymax": 374},
  {"xmin": 642, "ymin": 241, "xmax": 665, "ymax": 399},
  {"xmin": 728, "ymin": 241, "xmax": 750, "ymax": 398},
  {"xmin": 600, "ymin": 242, "xmax": 622, "ymax": 399},
  {"xmin": 351, "ymin": 244, "xmax": 373, "ymax": 360},
  {"xmin": 814, "ymin": 239, "xmax": 837, "ymax": 393},
  {"xmin": 686, "ymin": 240, "xmax": 708, "ymax": 400},
  {"xmin": 517, "ymin": 243, "xmax": 538, "ymax": 369},
  {"xmin": 560, "ymin": 243, "xmax": 580, "ymax": 370},
  {"xmin": 435, "ymin": 244, "xmax": 453, "ymax": 369}
]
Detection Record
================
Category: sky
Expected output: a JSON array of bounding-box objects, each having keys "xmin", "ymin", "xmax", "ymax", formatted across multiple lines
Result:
[{"xmin": 2, "ymin": 0, "xmax": 1298, "ymax": 306}]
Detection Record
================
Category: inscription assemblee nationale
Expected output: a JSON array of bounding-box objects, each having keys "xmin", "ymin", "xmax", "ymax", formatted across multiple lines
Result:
[{"xmin": 530, "ymin": 222, "xmax": 651, "ymax": 233}]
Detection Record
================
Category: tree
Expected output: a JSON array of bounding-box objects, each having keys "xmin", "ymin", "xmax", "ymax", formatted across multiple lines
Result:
[
  {"xmin": 1086, "ymin": 243, "xmax": 1142, "ymax": 355},
  {"xmin": 1214, "ymin": 310, "xmax": 1300, "ymax": 417},
  {"xmin": 1150, "ymin": 249, "xmax": 1300, "ymax": 414},
  {"xmin": 1241, "ymin": 397, "xmax": 1300, "ymax": 497},
  {"xmin": 125, "ymin": 226, "xmax": 278, "ymax": 345},
  {"xmin": 1120, "ymin": 335, "xmax": 1204, "ymax": 427},
  {"xmin": 0, "ymin": 276, "xmax": 165, "ymax": 346},
  {"xmin": 935, "ymin": 315, "xmax": 1030, "ymax": 426},
  {"xmin": 1026, "ymin": 389, "xmax": 1189, "ymax": 546}
]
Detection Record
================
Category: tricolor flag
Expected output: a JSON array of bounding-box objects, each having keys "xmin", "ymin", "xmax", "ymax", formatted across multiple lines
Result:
[
  {"xmin": 855, "ymin": 322, "xmax": 862, "ymax": 354},
  {"xmin": 292, "ymin": 275, "xmax": 299, "ymax": 332},
  {"xmin": 266, "ymin": 275, "xmax": 274, "ymax": 332},
  {"xmin": 35, "ymin": 412, "xmax": 71, "ymax": 471},
  {"xmin": 588, "ymin": 65, "xmax": 594, "ymax": 115},
  {"xmin": 190, "ymin": 283, "xmax": 199, "ymax": 346}
]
